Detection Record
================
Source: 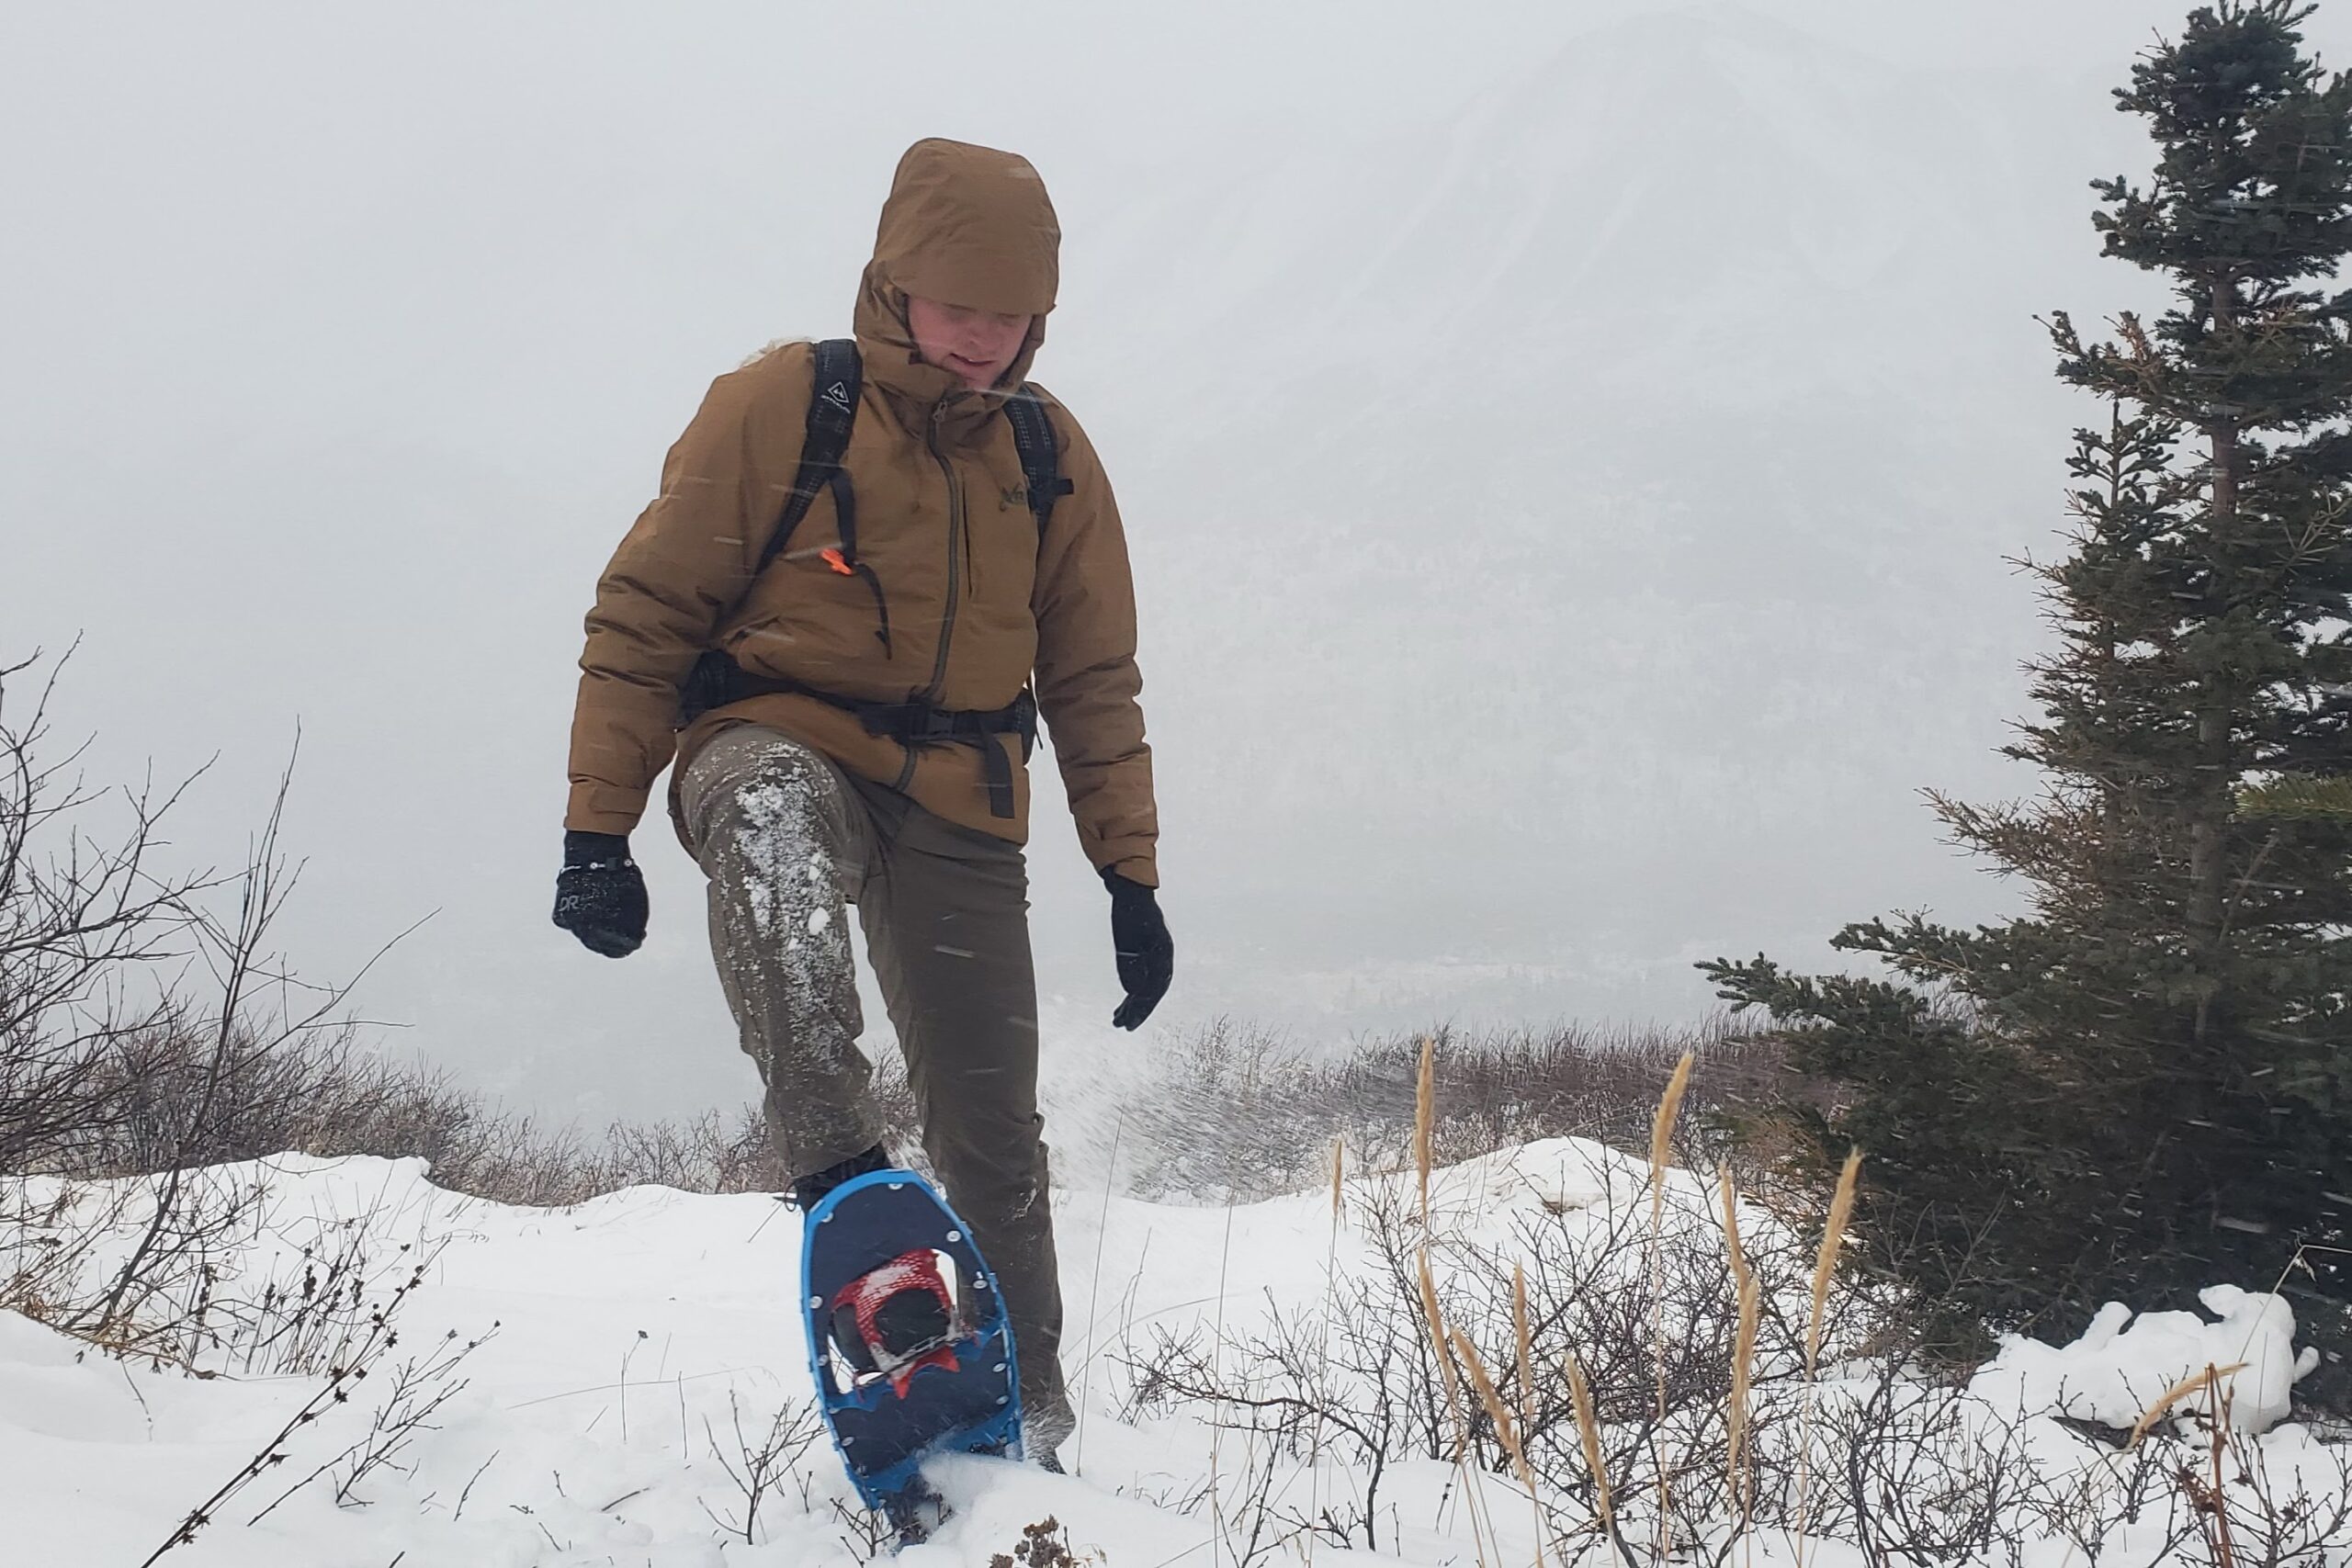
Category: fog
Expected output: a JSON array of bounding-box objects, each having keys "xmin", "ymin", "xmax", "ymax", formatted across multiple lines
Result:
[{"xmin": 5, "ymin": 1, "xmax": 2319, "ymax": 1128}]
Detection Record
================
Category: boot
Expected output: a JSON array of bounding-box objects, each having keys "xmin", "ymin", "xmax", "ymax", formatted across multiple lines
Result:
[{"xmin": 790, "ymin": 1143, "xmax": 890, "ymax": 1212}]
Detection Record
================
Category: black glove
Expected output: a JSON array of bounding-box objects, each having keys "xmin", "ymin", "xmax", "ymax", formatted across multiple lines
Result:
[
  {"xmin": 552, "ymin": 830, "xmax": 648, "ymax": 958},
  {"xmin": 1103, "ymin": 869, "xmax": 1173, "ymax": 1031}
]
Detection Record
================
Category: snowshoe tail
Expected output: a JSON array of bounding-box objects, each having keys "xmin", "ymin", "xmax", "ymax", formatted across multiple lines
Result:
[{"xmin": 885, "ymin": 1478, "xmax": 947, "ymax": 1547}]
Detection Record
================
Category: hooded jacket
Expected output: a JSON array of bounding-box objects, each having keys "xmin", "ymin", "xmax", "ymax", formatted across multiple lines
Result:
[{"xmin": 563, "ymin": 140, "xmax": 1159, "ymax": 886}]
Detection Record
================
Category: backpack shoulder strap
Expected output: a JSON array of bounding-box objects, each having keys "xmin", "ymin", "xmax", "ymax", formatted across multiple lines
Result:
[
  {"xmin": 1002, "ymin": 388, "xmax": 1075, "ymax": 534},
  {"xmin": 752, "ymin": 338, "xmax": 862, "ymax": 576}
]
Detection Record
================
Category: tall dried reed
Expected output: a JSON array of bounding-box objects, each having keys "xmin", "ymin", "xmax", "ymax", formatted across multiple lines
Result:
[
  {"xmin": 1805, "ymin": 1150, "xmax": 1862, "ymax": 1376},
  {"xmin": 1515, "ymin": 1269, "xmax": 1550, "ymax": 1568},
  {"xmin": 1415, "ymin": 1033, "xmax": 1436, "ymax": 1229},
  {"xmin": 1418, "ymin": 1246, "xmax": 1464, "ymax": 1456},
  {"xmin": 1410, "ymin": 1033, "xmax": 1466, "ymax": 1451},
  {"xmin": 1307, "ymin": 1135, "xmax": 1345, "ymax": 1568},
  {"xmin": 1408, "ymin": 1040, "xmax": 1496, "ymax": 1566},
  {"xmin": 1646, "ymin": 1050, "xmax": 1695, "ymax": 1559},
  {"xmin": 2127, "ymin": 1360, "xmax": 2246, "ymax": 1450},
  {"xmin": 1795, "ymin": 1147, "xmax": 1862, "ymax": 1565},
  {"xmin": 1512, "ymin": 1264, "xmax": 1535, "ymax": 1439},
  {"xmin": 1453, "ymin": 1333, "xmax": 1530, "ymax": 1481},
  {"xmin": 1721, "ymin": 1170, "xmax": 1760, "ymax": 1537},
  {"xmin": 1647, "ymin": 1051, "xmax": 1694, "ymax": 1231},
  {"xmin": 1452, "ymin": 1325, "xmax": 1545, "ymax": 1565},
  {"xmin": 1566, "ymin": 1350, "xmax": 1614, "ymax": 1547}
]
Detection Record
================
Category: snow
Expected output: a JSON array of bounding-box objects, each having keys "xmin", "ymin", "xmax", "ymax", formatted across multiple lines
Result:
[
  {"xmin": 0, "ymin": 1145, "xmax": 2338, "ymax": 1565},
  {"xmin": 1977, "ymin": 1286, "xmax": 2323, "ymax": 1438}
]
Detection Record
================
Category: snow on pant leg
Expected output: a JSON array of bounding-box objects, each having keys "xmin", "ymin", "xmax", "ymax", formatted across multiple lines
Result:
[
  {"xmin": 849, "ymin": 779, "xmax": 1070, "ymax": 1444},
  {"xmin": 678, "ymin": 725, "xmax": 879, "ymax": 1183}
]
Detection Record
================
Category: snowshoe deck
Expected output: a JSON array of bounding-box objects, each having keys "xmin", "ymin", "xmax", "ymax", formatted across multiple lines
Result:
[{"xmin": 799, "ymin": 1168, "xmax": 1023, "ymax": 1520}]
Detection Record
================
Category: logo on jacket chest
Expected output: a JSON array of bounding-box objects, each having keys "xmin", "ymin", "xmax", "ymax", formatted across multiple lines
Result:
[{"xmin": 1000, "ymin": 484, "xmax": 1030, "ymax": 510}]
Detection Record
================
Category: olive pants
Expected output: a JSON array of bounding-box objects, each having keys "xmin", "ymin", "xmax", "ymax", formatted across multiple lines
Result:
[{"xmin": 677, "ymin": 723, "xmax": 1069, "ymax": 1445}]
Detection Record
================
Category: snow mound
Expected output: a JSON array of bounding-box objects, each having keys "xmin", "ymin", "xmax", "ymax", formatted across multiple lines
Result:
[{"xmin": 1976, "ymin": 1284, "xmax": 2323, "ymax": 1438}]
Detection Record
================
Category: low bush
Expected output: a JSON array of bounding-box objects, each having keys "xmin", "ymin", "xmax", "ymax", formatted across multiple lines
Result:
[{"xmin": 1116, "ymin": 1016, "xmax": 1791, "ymax": 1202}]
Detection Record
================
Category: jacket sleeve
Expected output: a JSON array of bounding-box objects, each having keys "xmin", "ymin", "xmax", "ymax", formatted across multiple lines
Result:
[
  {"xmin": 564, "ymin": 352, "xmax": 808, "ymax": 835},
  {"xmin": 1030, "ymin": 400, "xmax": 1160, "ymax": 886}
]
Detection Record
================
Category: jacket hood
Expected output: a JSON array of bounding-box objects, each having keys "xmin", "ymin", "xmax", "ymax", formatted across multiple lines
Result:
[{"xmin": 854, "ymin": 139, "xmax": 1057, "ymax": 429}]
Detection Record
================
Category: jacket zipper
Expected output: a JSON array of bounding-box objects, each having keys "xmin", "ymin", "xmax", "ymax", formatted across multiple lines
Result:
[
  {"xmin": 923, "ymin": 404, "xmax": 965, "ymax": 703},
  {"xmin": 894, "ymin": 404, "xmax": 964, "ymax": 792}
]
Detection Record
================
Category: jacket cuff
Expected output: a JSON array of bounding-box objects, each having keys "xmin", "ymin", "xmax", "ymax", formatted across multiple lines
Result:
[
  {"xmin": 1097, "ymin": 850, "xmax": 1158, "ymax": 889},
  {"xmin": 565, "ymin": 784, "xmax": 649, "ymax": 839}
]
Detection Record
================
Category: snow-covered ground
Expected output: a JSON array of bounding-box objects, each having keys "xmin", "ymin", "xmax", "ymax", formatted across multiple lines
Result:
[{"xmin": 0, "ymin": 1142, "xmax": 2339, "ymax": 1566}]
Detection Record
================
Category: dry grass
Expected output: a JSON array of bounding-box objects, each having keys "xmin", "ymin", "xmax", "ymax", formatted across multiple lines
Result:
[
  {"xmin": 9, "ymin": 1022, "xmax": 930, "ymax": 1207},
  {"xmin": 1416, "ymin": 1246, "xmax": 1458, "ymax": 1428},
  {"xmin": 1118, "ymin": 1015, "xmax": 1790, "ymax": 1203},
  {"xmin": 19, "ymin": 1011, "xmax": 1782, "ymax": 1217},
  {"xmin": 1796, "ymin": 1147, "xmax": 1863, "ymax": 1562},
  {"xmin": 1511, "ymin": 1263, "xmax": 1535, "ymax": 1438},
  {"xmin": 1453, "ymin": 1325, "xmax": 1547, "ymax": 1566},
  {"xmin": 1565, "ymin": 1350, "xmax": 1613, "ymax": 1540},
  {"xmin": 1807, "ymin": 1150, "xmax": 1863, "ymax": 1377},
  {"xmin": 1452, "ymin": 1327, "xmax": 1524, "ymax": 1479},
  {"xmin": 2128, "ymin": 1361, "xmax": 2248, "ymax": 1450},
  {"xmin": 1647, "ymin": 1051, "xmax": 1695, "ymax": 1231},
  {"xmin": 1723, "ymin": 1170, "xmax": 1760, "ymax": 1524},
  {"xmin": 1415, "ymin": 1033, "xmax": 1436, "ymax": 1227},
  {"xmin": 1646, "ymin": 1049, "xmax": 1696, "ymax": 1557},
  {"xmin": 1410, "ymin": 1036, "xmax": 1464, "ymax": 1461}
]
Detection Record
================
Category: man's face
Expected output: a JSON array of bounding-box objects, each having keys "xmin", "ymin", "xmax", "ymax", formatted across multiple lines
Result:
[{"xmin": 904, "ymin": 294, "xmax": 1032, "ymax": 391}]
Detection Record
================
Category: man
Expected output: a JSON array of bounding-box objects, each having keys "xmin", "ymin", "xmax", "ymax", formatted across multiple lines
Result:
[{"xmin": 550, "ymin": 138, "xmax": 1173, "ymax": 1462}]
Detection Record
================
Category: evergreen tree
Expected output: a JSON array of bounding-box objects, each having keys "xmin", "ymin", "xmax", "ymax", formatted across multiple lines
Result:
[{"xmin": 1703, "ymin": 1, "xmax": 2352, "ymax": 1362}]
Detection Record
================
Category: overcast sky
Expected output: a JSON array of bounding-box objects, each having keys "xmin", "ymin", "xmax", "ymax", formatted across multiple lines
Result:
[{"xmin": 6, "ymin": 1, "xmax": 2339, "ymax": 1137}]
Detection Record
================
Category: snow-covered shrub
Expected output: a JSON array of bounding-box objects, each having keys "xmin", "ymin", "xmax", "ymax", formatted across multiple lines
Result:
[
  {"xmin": 0, "ymin": 649, "xmax": 355, "ymax": 1357},
  {"xmin": 1115, "ymin": 1134, "xmax": 2352, "ymax": 1567}
]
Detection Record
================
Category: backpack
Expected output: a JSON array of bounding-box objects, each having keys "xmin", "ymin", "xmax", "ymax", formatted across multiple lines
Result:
[{"xmin": 675, "ymin": 339, "xmax": 1072, "ymax": 732}]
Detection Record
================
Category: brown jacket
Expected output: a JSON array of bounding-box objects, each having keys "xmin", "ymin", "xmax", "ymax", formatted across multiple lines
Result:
[{"xmin": 563, "ymin": 140, "xmax": 1158, "ymax": 885}]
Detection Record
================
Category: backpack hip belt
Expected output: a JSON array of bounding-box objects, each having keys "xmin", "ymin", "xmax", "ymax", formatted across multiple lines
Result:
[
  {"xmin": 673, "ymin": 338, "xmax": 1069, "ymax": 824},
  {"xmin": 719, "ymin": 671, "xmax": 1036, "ymax": 819}
]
